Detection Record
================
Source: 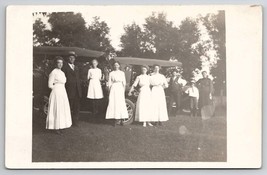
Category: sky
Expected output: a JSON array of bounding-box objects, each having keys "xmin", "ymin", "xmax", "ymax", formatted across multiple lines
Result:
[{"xmin": 33, "ymin": 6, "xmax": 219, "ymax": 50}]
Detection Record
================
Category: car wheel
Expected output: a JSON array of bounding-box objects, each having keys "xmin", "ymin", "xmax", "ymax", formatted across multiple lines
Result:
[{"xmin": 121, "ymin": 99, "xmax": 135, "ymax": 125}]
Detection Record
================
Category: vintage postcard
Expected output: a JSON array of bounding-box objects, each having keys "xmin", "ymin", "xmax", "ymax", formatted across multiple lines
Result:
[{"xmin": 5, "ymin": 5, "xmax": 262, "ymax": 169}]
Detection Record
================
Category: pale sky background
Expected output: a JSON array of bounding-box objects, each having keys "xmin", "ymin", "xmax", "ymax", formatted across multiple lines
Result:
[{"xmin": 33, "ymin": 6, "xmax": 219, "ymax": 50}]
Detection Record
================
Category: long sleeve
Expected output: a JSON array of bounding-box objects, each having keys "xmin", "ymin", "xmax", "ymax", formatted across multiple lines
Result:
[
  {"xmin": 162, "ymin": 75, "xmax": 168, "ymax": 88},
  {"xmin": 48, "ymin": 71, "xmax": 55, "ymax": 89},
  {"xmin": 108, "ymin": 72, "xmax": 113, "ymax": 89},
  {"xmin": 87, "ymin": 69, "xmax": 91, "ymax": 80},
  {"xmin": 132, "ymin": 76, "xmax": 140, "ymax": 87},
  {"xmin": 122, "ymin": 72, "xmax": 126, "ymax": 87},
  {"xmin": 99, "ymin": 69, "xmax": 103, "ymax": 81}
]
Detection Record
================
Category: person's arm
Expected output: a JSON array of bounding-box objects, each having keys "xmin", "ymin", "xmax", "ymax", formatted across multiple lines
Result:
[
  {"xmin": 87, "ymin": 69, "xmax": 91, "ymax": 80},
  {"xmin": 128, "ymin": 76, "xmax": 139, "ymax": 96},
  {"xmin": 181, "ymin": 78, "xmax": 187, "ymax": 87},
  {"xmin": 48, "ymin": 71, "xmax": 55, "ymax": 89},
  {"xmin": 162, "ymin": 75, "xmax": 169, "ymax": 89},
  {"xmin": 100, "ymin": 69, "xmax": 104, "ymax": 81},
  {"xmin": 122, "ymin": 72, "xmax": 126, "ymax": 89},
  {"xmin": 107, "ymin": 72, "xmax": 112, "ymax": 90},
  {"xmin": 185, "ymin": 87, "xmax": 189, "ymax": 94}
]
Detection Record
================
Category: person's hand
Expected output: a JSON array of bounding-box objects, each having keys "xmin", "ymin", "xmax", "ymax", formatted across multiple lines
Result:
[{"xmin": 128, "ymin": 91, "xmax": 132, "ymax": 96}]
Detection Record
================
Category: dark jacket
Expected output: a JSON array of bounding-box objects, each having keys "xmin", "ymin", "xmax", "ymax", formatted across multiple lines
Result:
[
  {"xmin": 197, "ymin": 78, "xmax": 213, "ymax": 94},
  {"xmin": 169, "ymin": 76, "xmax": 183, "ymax": 94},
  {"xmin": 62, "ymin": 63, "xmax": 82, "ymax": 99}
]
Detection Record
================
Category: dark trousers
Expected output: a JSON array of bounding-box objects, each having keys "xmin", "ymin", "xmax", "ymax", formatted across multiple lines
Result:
[
  {"xmin": 169, "ymin": 93, "xmax": 182, "ymax": 115},
  {"xmin": 69, "ymin": 95, "xmax": 80, "ymax": 125},
  {"xmin": 190, "ymin": 97, "xmax": 198, "ymax": 117}
]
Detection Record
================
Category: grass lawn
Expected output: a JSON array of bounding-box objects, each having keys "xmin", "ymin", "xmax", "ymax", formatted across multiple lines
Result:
[{"xmin": 32, "ymin": 107, "xmax": 226, "ymax": 162}]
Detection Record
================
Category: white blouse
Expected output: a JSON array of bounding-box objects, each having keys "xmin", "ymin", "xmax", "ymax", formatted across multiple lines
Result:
[
  {"xmin": 88, "ymin": 68, "xmax": 102, "ymax": 80},
  {"xmin": 108, "ymin": 70, "xmax": 126, "ymax": 88},
  {"xmin": 132, "ymin": 74, "xmax": 150, "ymax": 87},
  {"xmin": 48, "ymin": 68, "xmax": 66, "ymax": 89},
  {"xmin": 150, "ymin": 73, "xmax": 168, "ymax": 88}
]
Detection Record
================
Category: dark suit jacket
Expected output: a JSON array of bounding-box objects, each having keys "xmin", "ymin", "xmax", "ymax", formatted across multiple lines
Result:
[
  {"xmin": 62, "ymin": 63, "xmax": 82, "ymax": 99},
  {"xmin": 169, "ymin": 76, "xmax": 183, "ymax": 95}
]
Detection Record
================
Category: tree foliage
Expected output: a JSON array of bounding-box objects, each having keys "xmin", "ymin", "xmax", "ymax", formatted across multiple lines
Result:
[
  {"xmin": 119, "ymin": 13, "xmax": 202, "ymax": 79},
  {"xmin": 33, "ymin": 11, "xmax": 226, "ymax": 90},
  {"xmin": 201, "ymin": 11, "xmax": 226, "ymax": 95},
  {"xmin": 33, "ymin": 12, "xmax": 114, "ymax": 55},
  {"xmin": 84, "ymin": 17, "xmax": 114, "ymax": 54},
  {"xmin": 33, "ymin": 19, "xmax": 53, "ymax": 46}
]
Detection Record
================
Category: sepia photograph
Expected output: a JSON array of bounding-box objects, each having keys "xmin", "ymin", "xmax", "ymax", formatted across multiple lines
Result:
[
  {"xmin": 32, "ymin": 7, "xmax": 226, "ymax": 162},
  {"xmin": 5, "ymin": 5, "xmax": 262, "ymax": 169}
]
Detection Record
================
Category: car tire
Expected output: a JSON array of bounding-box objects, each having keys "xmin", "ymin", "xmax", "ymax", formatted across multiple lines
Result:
[{"xmin": 121, "ymin": 98, "xmax": 135, "ymax": 125}]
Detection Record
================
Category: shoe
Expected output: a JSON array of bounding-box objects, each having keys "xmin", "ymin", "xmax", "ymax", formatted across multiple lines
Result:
[
  {"xmin": 148, "ymin": 122, "xmax": 153, "ymax": 126},
  {"xmin": 143, "ymin": 122, "xmax": 147, "ymax": 127}
]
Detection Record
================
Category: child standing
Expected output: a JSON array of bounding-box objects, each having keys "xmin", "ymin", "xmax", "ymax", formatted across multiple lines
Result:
[
  {"xmin": 87, "ymin": 59, "xmax": 104, "ymax": 116},
  {"xmin": 185, "ymin": 79, "xmax": 199, "ymax": 117}
]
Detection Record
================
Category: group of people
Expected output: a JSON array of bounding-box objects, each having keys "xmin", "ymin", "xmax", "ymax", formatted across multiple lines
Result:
[
  {"xmin": 45, "ymin": 51, "xmax": 214, "ymax": 134},
  {"xmin": 168, "ymin": 70, "xmax": 214, "ymax": 117}
]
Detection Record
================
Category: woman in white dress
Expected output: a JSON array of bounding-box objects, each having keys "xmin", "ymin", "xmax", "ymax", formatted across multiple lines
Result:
[
  {"xmin": 46, "ymin": 57, "xmax": 72, "ymax": 134},
  {"xmin": 106, "ymin": 61, "xmax": 128, "ymax": 126},
  {"xmin": 150, "ymin": 64, "xmax": 169, "ymax": 125},
  {"xmin": 128, "ymin": 65, "xmax": 154, "ymax": 127},
  {"xmin": 87, "ymin": 59, "xmax": 104, "ymax": 116}
]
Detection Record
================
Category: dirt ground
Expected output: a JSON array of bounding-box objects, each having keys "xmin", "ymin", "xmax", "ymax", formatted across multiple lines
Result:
[{"xmin": 32, "ymin": 107, "xmax": 226, "ymax": 162}]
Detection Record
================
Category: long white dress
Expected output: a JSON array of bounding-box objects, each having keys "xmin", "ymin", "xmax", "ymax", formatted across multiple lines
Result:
[
  {"xmin": 105, "ymin": 70, "xmax": 129, "ymax": 119},
  {"xmin": 132, "ymin": 74, "xmax": 155, "ymax": 122},
  {"xmin": 87, "ymin": 68, "xmax": 104, "ymax": 99},
  {"xmin": 150, "ymin": 73, "xmax": 169, "ymax": 122},
  {"xmin": 46, "ymin": 68, "xmax": 72, "ymax": 129}
]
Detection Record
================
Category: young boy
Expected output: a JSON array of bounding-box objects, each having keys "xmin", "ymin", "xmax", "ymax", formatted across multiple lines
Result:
[{"xmin": 185, "ymin": 79, "xmax": 199, "ymax": 117}]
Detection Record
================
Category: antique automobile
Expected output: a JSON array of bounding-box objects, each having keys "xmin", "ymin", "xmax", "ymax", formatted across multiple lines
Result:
[
  {"xmin": 33, "ymin": 46, "xmax": 105, "ymax": 116},
  {"xmin": 33, "ymin": 47, "xmax": 183, "ymax": 125}
]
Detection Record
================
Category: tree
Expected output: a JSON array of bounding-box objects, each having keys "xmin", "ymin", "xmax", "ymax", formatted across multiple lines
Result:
[
  {"xmin": 33, "ymin": 18, "xmax": 53, "ymax": 46},
  {"xmin": 83, "ymin": 17, "xmax": 115, "ymax": 55},
  {"xmin": 201, "ymin": 11, "xmax": 226, "ymax": 95},
  {"xmin": 33, "ymin": 13, "xmax": 114, "ymax": 55},
  {"xmin": 47, "ymin": 12, "xmax": 87, "ymax": 47},
  {"xmin": 143, "ymin": 12, "xmax": 178, "ymax": 60},
  {"xmin": 119, "ymin": 12, "xmax": 202, "ymax": 80},
  {"xmin": 176, "ymin": 17, "xmax": 202, "ymax": 79},
  {"xmin": 119, "ymin": 22, "xmax": 153, "ymax": 57}
]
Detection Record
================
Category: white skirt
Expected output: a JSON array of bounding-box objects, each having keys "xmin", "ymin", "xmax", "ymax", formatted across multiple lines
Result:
[
  {"xmin": 106, "ymin": 82, "xmax": 128, "ymax": 119},
  {"xmin": 151, "ymin": 86, "xmax": 169, "ymax": 121},
  {"xmin": 46, "ymin": 84, "xmax": 72, "ymax": 130},
  {"xmin": 87, "ymin": 79, "xmax": 103, "ymax": 99},
  {"xmin": 135, "ymin": 86, "xmax": 156, "ymax": 122}
]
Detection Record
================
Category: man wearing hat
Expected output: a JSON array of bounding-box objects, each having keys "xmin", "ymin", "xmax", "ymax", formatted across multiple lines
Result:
[
  {"xmin": 62, "ymin": 51, "xmax": 82, "ymax": 127},
  {"xmin": 168, "ymin": 70, "xmax": 187, "ymax": 116}
]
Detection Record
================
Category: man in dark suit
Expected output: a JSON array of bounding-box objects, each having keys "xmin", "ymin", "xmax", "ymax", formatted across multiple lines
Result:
[
  {"xmin": 168, "ymin": 70, "xmax": 187, "ymax": 116},
  {"xmin": 62, "ymin": 51, "xmax": 82, "ymax": 127}
]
